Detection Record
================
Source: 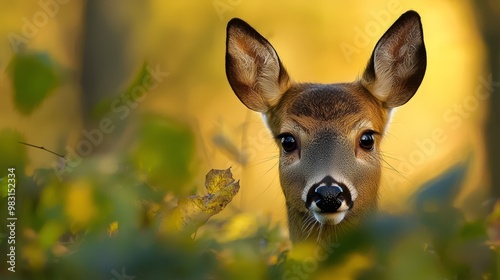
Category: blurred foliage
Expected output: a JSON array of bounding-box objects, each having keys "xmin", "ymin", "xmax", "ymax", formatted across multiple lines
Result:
[
  {"xmin": 0, "ymin": 129, "xmax": 27, "ymax": 178},
  {"xmin": 7, "ymin": 52, "xmax": 60, "ymax": 115},
  {"xmin": 90, "ymin": 62, "xmax": 151, "ymax": 121},
  {"xmin": 130, "ymin": 114, "xmax": 195, "ymax": 194},
  {"xmin": 0, "ymin": 47, "xmax": 499, "ymax": 280}
]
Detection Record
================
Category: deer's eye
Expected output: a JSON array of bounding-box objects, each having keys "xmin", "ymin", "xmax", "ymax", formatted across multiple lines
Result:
[
  {"xmin": 359, "ymin": 131, "xmax": 375, "ymax": 151},
  {"xmin": 280, "ymin": 134, "xmax": 297, "ymax": 153}
]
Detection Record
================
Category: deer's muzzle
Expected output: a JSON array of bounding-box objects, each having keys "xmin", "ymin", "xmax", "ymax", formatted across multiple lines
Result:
[{"xmin": 305, "ymin": 176, "xmax": 354, "ymax": 224}]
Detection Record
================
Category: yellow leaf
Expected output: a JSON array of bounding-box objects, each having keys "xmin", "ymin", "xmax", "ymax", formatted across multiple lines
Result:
[
  {"xmin": 316, "ymin": 253, "xmax": 372, "ymax": 280},
  {"xmin": 64, "ymin": 180, "xmax": 97, "ymax": 227},
  {"xmin": 215, "ymin": 213, "xmax": 258, "ymax": 242},
  {"xmin": 108, "ymin": 221, "xmax": 119, "ymax": 237},
  {"xmin": 160, "ymin": 168, "xmax": 240, "ymax": 235},
  {"xmin": 205, "ymin": 168, "xmax": 235, "ymax": 194},
  {"xmin": 22, "ymin": 243, "xmax": 46, "ymax": 270}
]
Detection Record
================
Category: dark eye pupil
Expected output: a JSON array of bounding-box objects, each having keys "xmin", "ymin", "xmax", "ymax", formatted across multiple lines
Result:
[
  {"xmin": 281, "ymin": 135, "xmax": 296, "ymax": 152},
  {"xmin": 359, "ymin": 133, "xmax": 375, "ymax": 150}
]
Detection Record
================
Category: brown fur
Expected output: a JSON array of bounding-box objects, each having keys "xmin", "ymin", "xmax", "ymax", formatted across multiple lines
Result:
[{"xmin": 225, "ymin": 11, "xmax": 426, "ymax": 244}]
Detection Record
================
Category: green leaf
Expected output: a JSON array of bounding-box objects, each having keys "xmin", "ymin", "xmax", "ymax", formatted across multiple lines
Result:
[
  {"xmin": 131, "ymin": 115, "xmax": 195, "ymax": 194},
  {"xmin": 90, "ymin": 62, "xmax": 151, "ymax": 120},
  {"xmin": 124, "ymin": 61, "xmax": 151, "ymax": 94},
  {"xmin": 413, "ymin": 163, "xmax": 468, "ymax": 242},
  {"xmin": 0, "ymin": 177, "xmax": 7, "ymax": 198},
  {"xmin": 7, "ymin": 52, "xmax": 59, "ymax": 115},
  {"xmin": 38, "ymin": 220, "xmax": 66, "ymax": 249},
  {"xmin": 0, "ymin": 129, "xmax": 27, "ymax": 177},
  {"xmin": 89, "ymin": 97, "xmax": 114, "ymax": 120}
]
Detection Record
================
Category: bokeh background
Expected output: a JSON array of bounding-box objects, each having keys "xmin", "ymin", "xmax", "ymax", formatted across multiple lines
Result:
[{"xmin": 0, "ymin": 1, "xmax": 499, "ymax": 279}]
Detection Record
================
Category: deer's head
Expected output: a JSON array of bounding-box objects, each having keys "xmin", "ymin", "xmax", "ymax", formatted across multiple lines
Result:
[{"xmin": 225, "ymin": 11, "xmax": 426, "ymax": 243}]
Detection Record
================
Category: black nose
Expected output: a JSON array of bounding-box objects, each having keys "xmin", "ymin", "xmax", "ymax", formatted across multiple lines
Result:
[
  {"xmin": 305, "ymin": 177, "xmax": 354, "ymax": 213},
  {"xmin": 314, "ymin": 185, "xmax": 344, "ymax": 212}
]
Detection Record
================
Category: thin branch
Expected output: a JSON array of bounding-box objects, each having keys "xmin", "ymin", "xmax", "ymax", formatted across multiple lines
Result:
[{"xmin": 18, "ymin": 141, "xmax": 65, "ymax": 159}]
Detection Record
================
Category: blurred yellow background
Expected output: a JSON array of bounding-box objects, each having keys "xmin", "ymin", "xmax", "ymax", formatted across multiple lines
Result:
[{"xmin": 0, "ymin": 1, "xmax": 489, "ymax": 227}]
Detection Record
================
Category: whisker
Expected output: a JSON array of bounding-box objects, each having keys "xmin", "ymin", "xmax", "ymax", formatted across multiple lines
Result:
[
  {"xmin": 251, "ymin": 161, "xmax": 280, "ymax": 201},
  {"xmin": 381, "ymin": 163, "xmax": 401, "ymax": 174},
  {"xmin": 248, "ymin": 155, "xmax": 279, "ymax": 167},
  {"xmin": 384, "ymin": 131, "xmax": 400, "ymax": 142},
  {"xmin": 380, "ymin": 156, "xmax": 403, "ymax": 176},
  {"xmin": 302, "ymin": 216, "xmax": 316, "ymax": 233},
  {"xmin": 378, "ymin": 153, "xmax": 399, "ymax": 161},
  {"xmin": 305, "ymin": 218, "xmax": 317, "ymax": 241},
  {"xmin": 261, "ymin": 160, "xmax": 279, "ymax": 177},
  {"xmin": 306, "ymin": 223, "xmax": 316, "ymax": 241},
  {"xmin": 301, "ymin": 216, "xmax": 311, "ymax": 231},
  {"xmin": 334, "ymin": 225, "xmax": 338, "ymax": 244},
  {"xmin": 317, "ymin": 223, "xmax": 324, "ymax": 243},
  {"xmin": 337, "ymin": 223, "xmax": 349, "ymax": 237}
]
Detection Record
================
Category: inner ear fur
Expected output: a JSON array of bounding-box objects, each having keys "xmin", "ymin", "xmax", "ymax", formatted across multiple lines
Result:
[
  {"xmin": 361, "ymin": 10, "xmax": 427, "ymax": 108},
  {"xmin": 225, "ymin": 18, "xmax": 291, "ymax": 112}
]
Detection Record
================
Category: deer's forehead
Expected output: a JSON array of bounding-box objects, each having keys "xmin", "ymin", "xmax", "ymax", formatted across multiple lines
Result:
[
  {"xmin": 288, "ymin": 85, "xmax": 361, "ymax": 121},
  {"xmin": 277, "ymin": 84, "xmax": 384, "ymax": 132}
]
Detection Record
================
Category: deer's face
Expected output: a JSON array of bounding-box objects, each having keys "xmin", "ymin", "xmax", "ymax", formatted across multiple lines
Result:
[
  {"xmin": 225, "ymin": 11, "xmax": 426, "ymax": 243},
  {"xmin": 268, "ymin": 83, "xmax": 389, "ymax": 229}
]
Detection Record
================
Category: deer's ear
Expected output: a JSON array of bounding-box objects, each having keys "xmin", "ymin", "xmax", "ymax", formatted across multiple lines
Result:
[
  {"xmin": 361, "ymin": 10, "xmax": 427, "ymax": 108},
  {"xmin": 225, "ymin": 18, "xmax": 291, "ymax": 113}
]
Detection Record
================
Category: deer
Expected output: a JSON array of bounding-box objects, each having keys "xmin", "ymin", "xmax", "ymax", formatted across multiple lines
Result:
[{"xmin": 225, "ymin": 10, "xmax": 426, "ymax": 244}]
